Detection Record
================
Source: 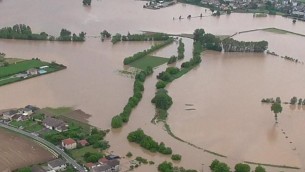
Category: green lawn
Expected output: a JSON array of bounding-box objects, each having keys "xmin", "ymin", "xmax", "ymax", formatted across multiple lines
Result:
[
  {"xmin": 0, "ymin": 59, "xmax": 49, "ymax": 78},
  {"xmin": 69, "ymin": 146, "xmax": 100, "ymax": 163},
  {"xmin": 0, "ymin": 77, "xmax": 21, "ymax": 86},
  {"xmin": 129, "ymin": 55, "xmax": 168, "ymax": 70},
  {"xmin": 10, "ymin": 120, "xmax": 43, "ymax": 132}
]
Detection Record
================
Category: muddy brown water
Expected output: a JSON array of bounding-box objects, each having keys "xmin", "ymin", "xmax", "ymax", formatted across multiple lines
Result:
[{"xmin": 1, "ymin": 0, "xmax": 305, "ymax": 171}]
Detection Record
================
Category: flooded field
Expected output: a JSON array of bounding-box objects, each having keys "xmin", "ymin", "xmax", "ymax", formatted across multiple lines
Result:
[
  {"xmin": 1, "ymin": 0, "xmax": 305, "ymax": 171},
  {"xmin": 0, "ymin": 128, "xmax": 54, "ymax": 171}
]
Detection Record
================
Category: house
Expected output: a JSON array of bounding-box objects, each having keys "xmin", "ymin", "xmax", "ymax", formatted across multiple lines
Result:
[
  {"xmin": 106, "ymin": 160, "xmax": 120, "ymax": 172},
  {"xmin": 27, "ymin": 68, "xmax": 39, "ymax": 75},
  {"xmin": 18, "ymin": 108, "xmax": 33, "ymax": 116},
  {"xmin": 78, "ymin": 139, "xmax": 89, "ymax": 147},
  {"xmin": 48, "ymin": 159, "xmax": 66, "ymax": 171},
  {"xmin": 85, "ymin": 162, "xmax": 97, "ymax": 170},
  {"xmin": 42, "ymin": 117, "xmax": 68, "ymax": 132},
  {"xmin": 11, "ymin": 114, "xmax": 22, "ymax": 121},
  {"xmin": 62, "ymin": 138, "xmax": 77, "ymax": 150},
  {"xmin": 25, "ymin": 105, "xmax": 40, "ymax": 112},
  {"xmin": 105, "ymin": 155, "xmax": 120, "ymax": 160},
  {"xmin": 91, "ymin": 164, "xmax": 112, "ymax": 172},
  {"xmin": 98, "ymin": 158, "xmax": 108, "ymax": 164},
  {"xmin": 2, "ymin": 110, "xmax": 18, "ymax": 120}
]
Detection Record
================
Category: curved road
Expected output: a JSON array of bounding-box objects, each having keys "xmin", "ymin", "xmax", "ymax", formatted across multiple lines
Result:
[{"xmin": 0, "ymin": 123, "xmax": 86, "ymax": 172}]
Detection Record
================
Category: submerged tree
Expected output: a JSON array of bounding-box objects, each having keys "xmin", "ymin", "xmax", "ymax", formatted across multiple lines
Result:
[
  {"xmin": 83, "ymin": 0, "xmax": 91, "ymax": 6},
  {"xmin": 271, "ymin": 102, "xmax": 282, "ymax": 123}
]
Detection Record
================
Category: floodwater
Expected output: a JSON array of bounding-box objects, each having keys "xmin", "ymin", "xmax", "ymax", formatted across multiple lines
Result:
[{"xmin": 1, "ymin": 0, "xmax": 305, "ymax": 171}]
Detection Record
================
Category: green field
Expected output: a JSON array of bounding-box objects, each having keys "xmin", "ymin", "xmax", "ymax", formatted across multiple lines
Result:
[
  {"xmin": 10, "ymin": 120, "xmax": 43, "ymax": 132},
  {"xmin": 69, "ymin": 146, "xmax": 100, "ymax": 163},
  {"xmin": 0, "ymin": 59, "xmax": 49, "ymax": 78},
  {"xmin": 129, "ymin": 55, "xmax": 168, "ymax": 70}
]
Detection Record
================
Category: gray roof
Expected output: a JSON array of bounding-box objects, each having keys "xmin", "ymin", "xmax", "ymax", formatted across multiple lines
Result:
[
  {"xmin": 48, "ymin": 158, "xmax": 66, "ymax": 168},
  {"xmin": 43, "ymin": 117, "xmax": 66, "ymax": 128},
  {"xmin": 92, "ymin": 164, "xmax": 111, "ymax": 172}
]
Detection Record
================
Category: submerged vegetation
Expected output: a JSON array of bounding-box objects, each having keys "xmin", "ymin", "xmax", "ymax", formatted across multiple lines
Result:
[
  {"xmin": 127, "ymin": 128, "xmax": 173, "ymax": 155},
  {"xmin": 123, "ymin": 38, "xmax": 174, "ymax": 65},
  {"xmin": 222, "ymin": 38, "xmax": 268, "ymax": 52},
  {"xmin": 111, "ymin": 66, "xmax": 153, "ymax": 128},
  {"xmin": 158, "ymin": 161, "xmax": 197, "ymax": 172},
  {"xmin": 111, "ymin": 33, "xmax": 170, "ymax": 44}
]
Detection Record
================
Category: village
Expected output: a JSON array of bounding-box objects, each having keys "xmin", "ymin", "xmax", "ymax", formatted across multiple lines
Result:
[{"xmin": 0, "ymin": 106, "xmax": 126, "ymax": 172}]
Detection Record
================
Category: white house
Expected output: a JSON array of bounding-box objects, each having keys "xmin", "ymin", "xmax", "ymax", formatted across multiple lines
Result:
[{"xmin": 48, "ymin": 159, "xmax": 66, "ymax": 171}]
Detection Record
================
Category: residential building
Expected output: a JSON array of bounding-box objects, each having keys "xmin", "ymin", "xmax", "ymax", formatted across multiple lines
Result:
[
  {"xmin": 2, "ymin": 110, "xmax": 18, "ymax": 120},
  {"xmin": 91, "ymin": 164, "xmax": 112, "ymax": 172},
  {"xmin": 107, "ymin": 160, "xmax": 120, "ymax": 172},
  {"xmin": 62, "ymin": 138, "xmax": 77, "ymax": 150},
  {"xmin": 27, "ymin": 68, "xmax": 39, "ymax": 75},
  {"xmin": 18, "ymin": 108, "xmax": 33, "ymax": 116},
  {"xmin": 42, "ymin": 117, "xmax": 68, "ymax": 132},
  {"xmin": 48, "ymin": 159, "xmax": 66, "ymax": 171}
]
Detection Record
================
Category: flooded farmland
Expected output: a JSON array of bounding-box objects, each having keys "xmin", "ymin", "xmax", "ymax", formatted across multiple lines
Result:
[{"xmin": 1, "ymin": 0, "xmax": 305, "ymax": 171}]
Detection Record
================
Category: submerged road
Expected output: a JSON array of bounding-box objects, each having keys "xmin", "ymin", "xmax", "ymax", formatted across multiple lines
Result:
[{"xmin": 0, "ymin": 123, "xmax": 86, "ymax": 172}]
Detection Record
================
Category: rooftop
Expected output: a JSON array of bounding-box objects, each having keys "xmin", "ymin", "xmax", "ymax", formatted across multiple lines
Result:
[
  {"xmin": 43, "ymin": 117, "xmax": 66, "ymax": 128},
  {"xmin": 48, "ymin": 158, "xmax": 66, "ymax": 168},
  {"xmin": 62, "ymin": 138, "xmax": 76, "ymax": 145}
]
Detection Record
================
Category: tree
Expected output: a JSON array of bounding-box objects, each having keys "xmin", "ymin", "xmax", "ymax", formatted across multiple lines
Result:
[
  {"xmin": 290, "ymin": 96, "xmax": 297, "ymax": 105},
  {"xmin": 298, "ymin": 98, "xmax": 303, "ymax": 105},
  {"xmin": 213, "ymin": 162, "xmax": 230, "ymax": 172},
  {"xmin": 83, "ymin": 0, "xmax": 92, "ymax": 5},
  {"xmin": 234, "ymin": 163, "xmax": 250, "ymax": 172},
  {"xmin": 275, "ymin": 97, "xmax": 281, "ymax": 103},
  {"xmin": 111, "ymin": 115, "xmax": 123, "ymax": 128},
  {"xmin": 193, "ymin": 28, "xmax": 205, "ymax": 43},
  {"xmin": 171, "ymin": 154, "xmax": 182, "ymax": 161},
  {"xmin": 210, "ymin": 159, "xmax": 220, "ymax": 171},
  {"xmin": 158, "ymin": 161, "xmax": 173, "ymax": 172},
  {"xmin": 151, "ymin": 89, "xmax": 173, "ymax": 110},
  {"xmin": 271, "ymin": 102, "xmax": 282, "ymax": 123},
  {"xmin": 255, "ymin": 165, "xmax": 266, "ymax": 172}
]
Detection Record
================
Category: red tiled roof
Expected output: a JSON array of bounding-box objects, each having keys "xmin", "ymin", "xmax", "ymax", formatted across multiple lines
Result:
[
  {"xmin": 85, "ymin": 162, "xmax": 95, "ymax": 169},
  {"xmin": 78, "ymin": 139, "xmax": 89, "ymax": 146},
  {"xmin": 62, "ymin": 138, "xmax": 76, "ymax": 145}
]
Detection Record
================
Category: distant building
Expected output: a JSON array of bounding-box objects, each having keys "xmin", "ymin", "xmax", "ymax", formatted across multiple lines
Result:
[
  {"xmin": 91, "ymin": 159, "xmax": 120, "ymax": 172},
  {"xmin": 48, "ymin": 159, "xmax": 66, "ymax": 171},
  {"xmin": 18, "ymin": 108, "xmax": 33, "ymax": 116},
  {"xmin": 25, "ymin": 105, "xmax": 40, "ymax": 112},
  {"xmin": 27, "ymin": 68, "xmax": 39, "ymax": 75},
  {"xmin": 42, "ymin": 117, "xmax": 68, "ymax": 132},
  {"xmin": 85, "ymin": 162, "xmax": 97, "ymax": 170},
  {"xmin": 62, "ymin": 138, "xmax": 77, "ymax": 150}
]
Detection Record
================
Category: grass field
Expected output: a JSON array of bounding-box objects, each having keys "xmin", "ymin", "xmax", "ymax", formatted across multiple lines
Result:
[
  {"xmin": 69, "ymin": 146, "xmax": 100, "ymax": 163},
  {"xmin": 0, "ymin": 59, "xmax": 49, "ymax": 78},
  {"xmin": 129, "ymin": 55, "xmax": 168, "ymax": 70},
  {"xmin": 10, "ymin": 120, "xmax": 43, "ymax": 132}
]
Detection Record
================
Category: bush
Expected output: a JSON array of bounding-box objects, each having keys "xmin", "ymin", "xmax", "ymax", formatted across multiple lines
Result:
[
  {"xmin": 126, "ymin": 152, "xmax": 133, "ymax": 158},
  {"xmin": 168, "ymin": 55, "xmax": 177, "ymax": 64},
  {"xmin": 255, "ymin": 165, "xmax": 266, "ymax": 172},
  {"xmin": 156, "ymin": 81, "xmax": 166, "ymax": 89},
  {"xmin": 171, "ymin": 154, "xmax": 182, "ymax": 161},
  {"xmin": 235, "ymin": 163, "xmax": 250, "ymax": 172},
  {"xmin": 111, "ymin": 115, "xmax": 123, "ymax": 128},
  {"xmin": 84, "ymin": 152, "xmax": 103, "ymax": 163}
]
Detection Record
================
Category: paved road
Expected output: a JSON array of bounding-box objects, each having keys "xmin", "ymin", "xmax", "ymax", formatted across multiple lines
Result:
[{"xmin": 0, "ymin": 123, "xmax": 86, "ymax": 172}]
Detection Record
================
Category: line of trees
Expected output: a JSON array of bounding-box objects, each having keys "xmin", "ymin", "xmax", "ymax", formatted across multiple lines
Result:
[
  {"xmin": 210, "ymin": 159, "xmax": 266, "ymax": 172},
  {"xmin": 0, "ymin": 25, "xmax": 86, "ymax": 42},
  {"xmin": 111, "ymin": 67, "xmax": 153, "ymax": 128},
  {"xmin": 0, "ymin": 24, "xmax": 49, "ymax": 40},
  {"xmin": 127, "ymin": 128, "xmax": 173, "ymax": 155},
  {"xmin": 123, "ymin": 38, "xmax": 174, "ymax": 65},
  {"xmin": 57, "ymin": 29, "xmax": 86, "ymax": 42},
  {"xmin": 111, "ymin": 33, "xmax": 170, "ymax": 44},
  {"xmin": 222, "ymin": 38, "xmax": 268, "ymax": 52},
  {"xmin": 158, "ymin": 161, "xmax": 197, "ymax": 172}
]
